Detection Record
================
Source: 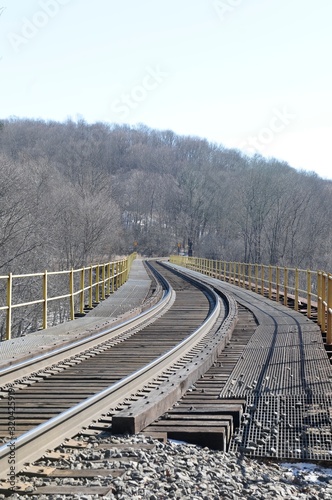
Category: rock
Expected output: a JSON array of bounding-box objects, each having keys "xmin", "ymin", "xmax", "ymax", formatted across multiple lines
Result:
[{"xmin": 13, "ymin": 434, "xmax": 332, "ymax": 500}]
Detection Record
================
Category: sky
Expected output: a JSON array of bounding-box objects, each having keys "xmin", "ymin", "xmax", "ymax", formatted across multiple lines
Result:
[{"xmin": 0, "ymin": 0, "xmax": 331, "ymax": 179}]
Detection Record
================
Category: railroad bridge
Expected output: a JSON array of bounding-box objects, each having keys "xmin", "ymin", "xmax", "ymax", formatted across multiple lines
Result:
[{"xmin": 0, "ymin": 255, "xmax": 332, "ymax": 494}]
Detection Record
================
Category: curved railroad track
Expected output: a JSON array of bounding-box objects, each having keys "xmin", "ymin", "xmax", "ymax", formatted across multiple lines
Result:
[{"xmin": 0, "ymin": 261, "xmax": 237, "ymax": 481}]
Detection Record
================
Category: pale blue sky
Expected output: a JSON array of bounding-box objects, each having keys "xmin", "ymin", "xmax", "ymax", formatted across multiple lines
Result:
[{"xmin": 1, "ymin": 0, "xmax": 331, "ymax": 179}]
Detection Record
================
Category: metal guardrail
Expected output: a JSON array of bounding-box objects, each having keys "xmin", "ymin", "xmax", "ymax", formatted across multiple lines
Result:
[
  {"xmin": 170, "ymin": 256, "xmax": 332, "ymax": 345},
  {"xmin": 0, "ymin": 253, "xmax": 137, "ymax": 341},
  {"xmin": 0, "ymin": 266, "xmax": 220, "ymax": 477}
]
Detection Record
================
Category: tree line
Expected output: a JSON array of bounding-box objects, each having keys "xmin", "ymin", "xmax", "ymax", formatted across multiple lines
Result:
[{"xmin": 1, "ymin": 118, "xmax": 331, "ymax": 273}]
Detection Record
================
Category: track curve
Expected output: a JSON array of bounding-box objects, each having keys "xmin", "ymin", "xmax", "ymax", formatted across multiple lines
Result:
[{"xmin": 0, "ymin": 262, "xmax": 229, "ymax": 477}]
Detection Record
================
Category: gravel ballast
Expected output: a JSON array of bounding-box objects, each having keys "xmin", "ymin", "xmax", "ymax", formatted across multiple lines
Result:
[{"xmin": 6, "ymin": 434, "xmax": 332, "ymax": 499}]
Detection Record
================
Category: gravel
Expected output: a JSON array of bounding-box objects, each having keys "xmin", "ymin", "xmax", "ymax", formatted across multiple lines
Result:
[{"xmin": 6, "ymin": 434, "xmax": 332, "ymax": 499}]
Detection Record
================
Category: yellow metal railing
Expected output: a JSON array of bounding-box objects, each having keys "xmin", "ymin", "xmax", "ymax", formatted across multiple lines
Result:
[
  {"xmin": 170, "ymin": 256, "xmax": 332, "ymax": 345},
  {"xmin": 0, "ymin": 253, "xmax": 137, "ymax": 341}
]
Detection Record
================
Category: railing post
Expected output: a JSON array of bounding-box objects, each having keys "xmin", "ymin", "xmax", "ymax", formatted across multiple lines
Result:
[
  {"xmin": 111, "ymin": 262, "xmax": 115, "ymax": 293},
  {"xmin": 69, "ymin": 268, "xmax": 75, "ymax": 321},
  {"xmin": 248, "ymin": 264, "xmax": 252, "ymax": 291},
  {"xmin": 255, "ymin": 264, "xmax": 258, "ymax": 293},
  {"xmin": 126, "ymin": 257, "xmax": 130, "ymax": 281},
  {"xmin": 268, "ymin": 265, "xmax": 272, "ymax": 299},
  {"xmin": 95, "ymin": 264, "xmax": 100, "ymax": 303},
  {"xmin": 321, "ymin": 273, "xmax": 327, "ymax": 334},
  {"xmin": 121, "ymin": 260, "xmax": 124, "ymax": 286},
  {"xmin": 114, "ymin": 262, "xmax": 118, "ymax": 290},
  {"xmin": 327, "ymin": 274, "xmax": 332, "ymax": 345},
  {"xmin": 101, "ymin": 264, "xmax": 106, "ymax": 300},
  {"xmin": 6, "ymin": 272, "xmax": 12, "ymax": 341},
  {"xmin": 122, "ymin": 259, "xmax": 126, "ymax": 285},
  {"xmin": 43, "ymin": 270, "xmax": 48, "ymax": 329},
  {"xmin": 106, "ymin": 263, "xmax": 111, "ymax": 296},
  {"xmin": 294, "ymin": 268, "xmax": 299, "ymax": 311},
  {"xmin": 116, "ymin": 262, "xmax": 121, "ymax": 289},
  {"xmin": 261, "ymin": 265, "xmax": 265, "ymax": 296},
  {"xmin": 307, "ymin": 270, "xmax": 311, "ymax": 318},
  {"xmin": 89, "ymin": 266, "xmax": 93, "ymax": 309},
  {"xmin": 276, "ymin": 266, "xmax": 280, "ymax": 304},
  {"xmin": 284, "ymin": 268, "xmax": 288, "ymax": 306},
  {"xmin": 317, "ymin": 271, "xmax": 322, "ymax": 327},
  {"xmin": 80, "ymin": 267, "xmax": 85, "ymax": 314}
]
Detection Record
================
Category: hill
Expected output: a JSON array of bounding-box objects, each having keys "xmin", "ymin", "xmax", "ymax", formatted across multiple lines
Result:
[{"xmin": 0, "ymin": 117, "xmax": 330, "ymax": 273}]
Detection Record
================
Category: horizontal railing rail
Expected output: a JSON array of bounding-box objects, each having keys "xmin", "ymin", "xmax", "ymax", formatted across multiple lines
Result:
[
  {"xmin": 0, "ymin": 253, "xmax": 137, "ymax": 341},
  {"xmin": 170, "ymin": 256, "xmax": 332, "ymax": 345}
]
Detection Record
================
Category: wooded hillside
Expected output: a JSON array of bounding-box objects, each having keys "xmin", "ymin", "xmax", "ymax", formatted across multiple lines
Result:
[{"xmin": 1, "ymin": 117, "xmax": 331, "ymax": 273}]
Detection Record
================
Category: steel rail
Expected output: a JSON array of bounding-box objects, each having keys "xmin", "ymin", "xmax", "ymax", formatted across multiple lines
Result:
[
  {"xmin": 0, "ymin": 270, "xmax": 174, "ymax": 387},
  {"xmin": 0, "ymin": 276, "xmax": 221, "ymax": 477}
]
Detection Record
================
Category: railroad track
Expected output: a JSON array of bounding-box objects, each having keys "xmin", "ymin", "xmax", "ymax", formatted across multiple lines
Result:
[
  {"xmin": 141, "ymin": 304, "xmax": 256, "ymax": 450},
  {"xmin": 0, "ymin": 262, "xmax": 238, "ymax": 491},
  {"xmin": 2, "ymin": 259, "xmax": 330, "ymax": 495},
  {"xmin": 166, "ymin": 263, "xmax": 332, "ymax": 462}
]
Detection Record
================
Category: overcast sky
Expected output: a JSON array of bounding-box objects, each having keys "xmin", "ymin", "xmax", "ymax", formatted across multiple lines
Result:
[{"xmin": 1, "ymin": 0, "xmax": 331, "ymax": 179}]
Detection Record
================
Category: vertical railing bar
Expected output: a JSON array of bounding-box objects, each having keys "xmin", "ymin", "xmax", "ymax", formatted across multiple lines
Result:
[
  {"xmin": 317, "ymin": 271, "xmax": 322, "ymax": 327},
  {"xmin": 327, "ymin": 275, "xmax": 332, "ymax": 345},
  {"xmin": 6, "ymin": 272, "xmax": 12, "ymax": 341},
  {"xmin": 89, "ymin": 265, "xmax": 93, "ymax": 309},
  {"xmin": 261, "ymin": 265, "xmax": 265, "ymax": 296},
  {"xmin": 43, "ymin": 270, "xmax": 48, "ymax": 329},
  {"xmin": 284, "ymin": 268, "xmax": 288, "ymax": 306},
  {"xmin": 276, "ymin": 266, "xmax": 280, "ymax": 304},
  {"xmin": 95, "ymin": 264, "xmax": 100, "ymax": 304},
  {"xmin": 101, "ymin": 264, "xmax": 106, "ymax": 301},
  {"xmin": 321, "ymin": 273, "xmax": 327, "ymax": 334},
  {"xmin": 107, "ymin": 263, "xmax": 111, "ymax": 296},
  {"xmin": 307, "ymin": 270, "xmax": 311, "ymax": 318},
  {"xmin": 295, "ymin": 268, "xmax": 299, "ymax": 311},
  {"xmin": 255, "ymin": 264, "xmax": 258, "ymax": 293},
  {"xmin": 80, "ymin": 267, "xmax": 85, "ymax": 315},
  {"xmin": 269, "ymin": 265, "xmax": 272, "ymax": 299},
  {"xmin": 69, "ymin": 268, "xmax": 75, "ymax": 321},
  {"xmin": 111, "ymin": 262, "xmax": 115, "ymax": 293},
  {"xmin": 248, "ymin": 264, "xmax": 252, "ymax": 291}
]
